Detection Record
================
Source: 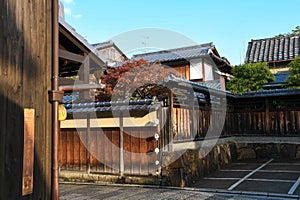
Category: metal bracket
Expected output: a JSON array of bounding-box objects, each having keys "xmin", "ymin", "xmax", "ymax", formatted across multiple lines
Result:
[{"xmin": 48, "ymin": 90, "xmax": 64, "ymax": 102}]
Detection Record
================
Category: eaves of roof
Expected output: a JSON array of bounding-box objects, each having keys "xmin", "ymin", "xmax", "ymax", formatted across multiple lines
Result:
[{"xmin": 59, "ymin": 18, "xmax": 108, "ymax": 65}]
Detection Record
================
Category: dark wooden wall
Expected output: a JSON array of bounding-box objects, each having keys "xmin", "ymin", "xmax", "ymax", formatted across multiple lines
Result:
[
  {"xmin": 173, "ymin": 64, "xmax": 190, "ymax": 80},
  {"xmin": 0, "ymin": 0, "xmax": 52, "ymax": 199},
  {"xmin": 59, "ymin": 127, "xmax": 158, "ymax": 176}
]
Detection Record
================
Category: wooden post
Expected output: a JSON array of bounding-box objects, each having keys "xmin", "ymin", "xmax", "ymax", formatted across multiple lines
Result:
[
  {"xmin": 79, "ymin": 54, "xmax": 90, "ymax": 100},
  {"xmin": 119, "ymin": 112, "xmax": 124, "ymax": 176},
  {"xmin": 202, "ymin": 58, "xmax": 206, "ymax": 82},
  {"xmin": 157, "ymin": 107, "xmax": 163, "ymax": 151},
  {"xmin": 168, "ymin": 90, "xmax": 174, "ymax": 151},
  {"xmin": 190, "ymin": 89, "xmax": 195, "ymax": 140},
  {"xmin": 86, "ymin": 113, "xmax": 91, "ymax": 173}
]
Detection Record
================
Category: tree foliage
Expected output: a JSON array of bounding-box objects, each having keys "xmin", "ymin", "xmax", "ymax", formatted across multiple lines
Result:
[
  {"xmin": 275, "ymin": 26, "xmax": 300, "ymax": 37},
  {"xmin": 286, "ymin": 56, "xmax": 300, "ymax": 88},
  {"xmin": 95, "ymin": 59, "xmax": 179, "ymax": 101},
  {"xmin": 226, "ymin": 62, "xmax": 274, "ymax": 94}
]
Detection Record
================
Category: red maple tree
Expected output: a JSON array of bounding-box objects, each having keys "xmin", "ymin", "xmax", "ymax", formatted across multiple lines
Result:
[{"xmin": 95, "ymin": 59, "xmax": 179, "ymax": 102}]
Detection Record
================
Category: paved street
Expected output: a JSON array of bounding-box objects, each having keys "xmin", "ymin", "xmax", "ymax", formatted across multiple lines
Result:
[
  {"xmin": 59, "ymin": 183, "xmax": 299, "ymax": 200},
  {"xmin": 191, "ymin": 158, "xmax": 300, "ymax": 197},
  {"xmin": 60, "ymin": 159, "xmax": 300, "ymax": 199},
  {"xmin": 60, "ymin": 184, "xmax": 276, "ymax": 200},
  {"xmin": 60, "ymin": 184, "xmax": 221, "ymax": 200}
]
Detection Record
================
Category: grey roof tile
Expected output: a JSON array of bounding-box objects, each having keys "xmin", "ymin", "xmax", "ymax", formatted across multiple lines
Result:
[
  {"xmin": 133, "ymin": 43, "xmax": 213, "ymax": 62},
  {"xmin": 64, "ymin": 98, "xmax": 161, "ymax": 116},
  {"xmin": 245, "ymin": 35, "xmax": 300, "ymax": 63}
]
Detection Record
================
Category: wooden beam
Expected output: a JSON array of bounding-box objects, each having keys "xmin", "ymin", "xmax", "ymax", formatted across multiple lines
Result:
[
  {"xmin": 59, "ymin": 49, "xmax": 84, "ymax": 63},
  {"xmin": 202, "ymin": 58, "xmax": 206, "ymax": 82},
  {"xmin": 59, "ymin": 27, "xmax": 89, "ymax": 53}
]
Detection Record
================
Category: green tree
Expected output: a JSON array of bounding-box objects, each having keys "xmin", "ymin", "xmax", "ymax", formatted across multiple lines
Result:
[
  {"xmin": 286, "ymin": 56, "xmax": 300, "ymax": 88},
  {"xmin": 275, "ymin": 26, "xmax": 300, "ymax": 37},
  {"xmin": 226, "ymin": 62, "xmax": 274, "ymax": 94},
  {"xmin": 291, "ymin": 26, "xmax": 300, "ymax": 35}
]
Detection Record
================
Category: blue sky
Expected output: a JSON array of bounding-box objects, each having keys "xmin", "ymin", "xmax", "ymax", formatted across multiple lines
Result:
[{"xmin": 62, "ymin": 0, "xmax": 300, "ymax": 65}]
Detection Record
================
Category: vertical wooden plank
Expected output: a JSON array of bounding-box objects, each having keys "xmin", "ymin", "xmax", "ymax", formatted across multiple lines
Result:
[
  {"xmin": 73, "ymin": 130, "xmax": 80, "ymax": 170},
  {"xmin": 270, "ymin": 112, "xmax": 275, "ymax": 134},
  {"xmin": 89, "ymin": 130, "xmax": 97, "ymax": 172},
  {"xmin": 178, "ymin": 108, "xmax": 181, "ymax": 140},
  {"xmin": 265, "ymin": 99, "xmax": 270, "ymax": 135},
  {"xmin": 258, "ymin": 112, "xmax": 262, "ymax": 134},
  {"xmin": 123, "ymin": 129, "xmax": 131, "ymax": 175},
  {"xmin": 290, "ymin": 111, "xmax": 295, "ymax": 134},
  {"xmin": 97, "ymin": 129, "xmax": 104, "ymax": 173},
  {"xmin": 112, "ymin": 128, "xmax": 120, "ymax": 174},
  {"xmin": 132, "ymin": 129, "xmax": 139, "ymax": 174},
  {"xmin": 286, "ymin": 111, "xmax": 291, "ymax": 134},
  {"xmin": 199, "ymin": 110, "xmax": 203, "ymax": 138},
  {"xmin": 103, "ymin": 130, "xmax": 110, "ymax": 173},
  {"xmin": 79, "ymin": 130, "xmax": 87, "ymax": 171},
  {"xmin": 66, "ymin": 131, "xmax": 71, "ymax": 169},
  {"xmin": 120, "ymin": 113, "xmax": 124, "ymax": 176},
  {"xmin": 162, "ymin": 107, "xmax": 169, "ymax": 152},
  {"xmin": 168, "ymin": 91, "xmax": 174, "ymax": 151},
  {"xmin": 140, "ymin": 129, "xmax": 145, "ymax": 175},
  {"xmin": 62, "ymin": 131, "xmax": 67, "ymax": 169},
  {"xmin": 280, "ymin": 112, "xmax": 284, "ymax": 135},
  {"xmin": 186, "ymin": 108, "xmax": 190, "ymax": 139},
  {"xmin": 107, "ymin": 129, "xmax": 113, "ymax": 173},
  {"xmin": 297, "ymin": 111, "xmax": 300, "ymax": 134},
  {"xmin": 86, "ymin": 114, "xmax": 91, "ymax": 173},
  {"xmin": 261, "ymin": 112, "xmax": 266, "ymax": 135}
]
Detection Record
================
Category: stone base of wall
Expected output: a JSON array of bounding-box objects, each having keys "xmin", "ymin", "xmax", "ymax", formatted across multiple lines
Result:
[
  {"xmin": 161, "ymin": 143, "xmax": 235, "ymax": 187},
  {"xmin": 161, "ymin": 142, "xmax": 300, "ymax": 187},
  {"xmin": 59, "ymin": 171, "xmax": 161, "ymax": 185},
  {"xmin": 236, "ymin": 143, "xmax": 300, "ymax": 160}
]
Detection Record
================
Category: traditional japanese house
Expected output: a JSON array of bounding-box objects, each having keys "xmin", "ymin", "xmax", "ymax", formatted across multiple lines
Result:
[
  {"xmin": 245, "ymin": 34, "xmax": 300, "ymax": 89},
  {"xmin": 133, "ymin": 43, "xmax": 232, "ymax": 90},
  {"xmin": 93, "ymin": 40, "xmax": 128, "ymax": 67}
]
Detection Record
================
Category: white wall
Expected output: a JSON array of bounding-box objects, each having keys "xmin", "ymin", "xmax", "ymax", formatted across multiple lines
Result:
[
  {"xmin": 204, "ymin": 59, "xmax": 214, "ymax": 81},
  {"xmin": 189, "ymin": 58, "xmax": 203, "ymax": 80}
]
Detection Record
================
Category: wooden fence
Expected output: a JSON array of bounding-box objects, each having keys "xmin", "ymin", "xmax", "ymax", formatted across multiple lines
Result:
[
  {"xmin": 171, "ymin": 97, "xmax": 300, "ymax": 142},
  {"xmin": 59, "ymin": 92, "xmax": 300, "ymax": 176},
  {"xmin": 59, "ymin": 127, "xmax": 158, "ymax": 175}
]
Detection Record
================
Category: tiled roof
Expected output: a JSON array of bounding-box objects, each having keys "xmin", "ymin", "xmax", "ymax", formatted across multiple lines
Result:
[
  {"xmin": 263, "ymin": 71, "xmax": 290, "ymax": 89},
  {"xmin": 273, "ymin": 71, "xmax": 290, "ymax": 84},
  {"xmin": 236, "ymin": 88, "xmax": 300, "ymax": 98},
  {"xmin": 133, "ymin": 43, "xmax": 214, "ymax": 62},
  {"xmin": 245, "ymin": 35, "xmax": 300, "ymax": 63},
  {"xmin": 63, "ymin": 99, "xmax": 162, "ymax": 117},
  {"xmin": 62, "ymin": 94, "xmax": 79, "ymax": 104},
  {"xmin": 166, "ymin": 75, "xmax": 232, "ymax": 97},
  {"xmin": 92, "ymin": 40, "xmax": 114, "ymax": 49}
]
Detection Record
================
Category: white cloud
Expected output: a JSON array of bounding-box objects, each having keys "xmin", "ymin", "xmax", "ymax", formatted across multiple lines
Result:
[
  {"xmin": 63, "ymin": 0, "xmax": 73, "ymax": 4},
  {"xmin": 64, "ymin": 7, "xmax": 82, "ymax": 19},
  {"xmin": 64, "ymin": 7, "xmax": 72, "ymax": 15}
]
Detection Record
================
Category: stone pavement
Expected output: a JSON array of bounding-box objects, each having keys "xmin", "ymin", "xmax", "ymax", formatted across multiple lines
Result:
[
  {"xmin": 190, "ymin": 159, "xmax": 300, "ymax": 197},
  {"xmin": 59, "ymin": 183, "xmax": 297, "ymax": 200}
]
